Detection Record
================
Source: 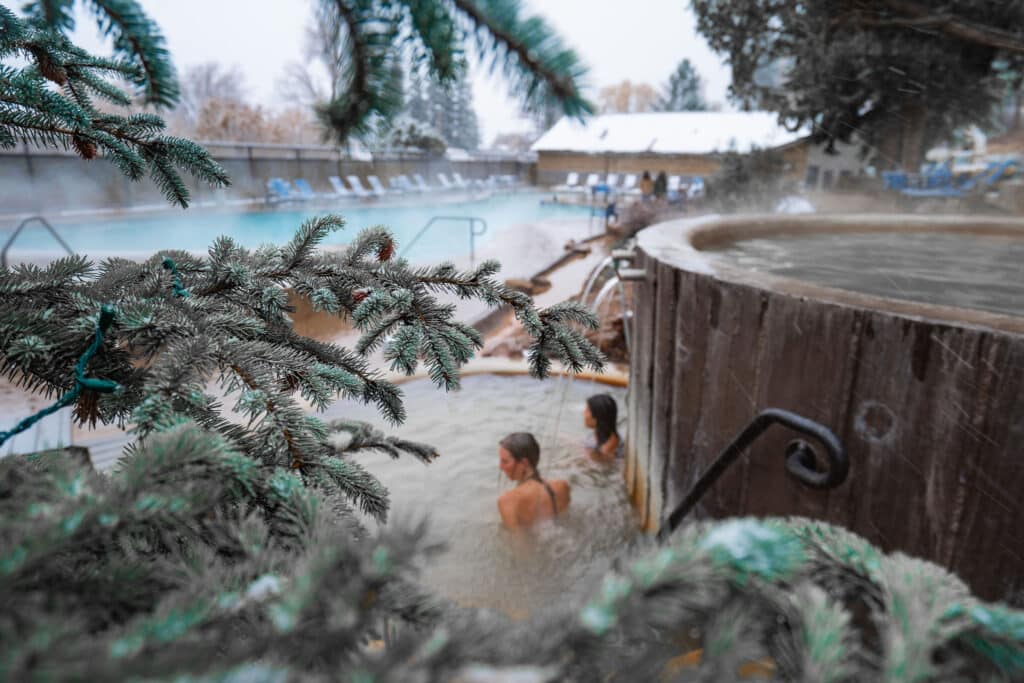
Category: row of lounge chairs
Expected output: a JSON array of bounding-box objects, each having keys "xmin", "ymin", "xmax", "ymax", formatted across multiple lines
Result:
[
  {"xmin": 553, "ymin": 172, "xmax": 705, "ymax": 200},
  {"xmin": 883, "ymin": 159, "xmax": 1018, "ymax": 200},
  {"xmin": 266, "ymin": 173, "xmax": 519, "ymax": 204}
]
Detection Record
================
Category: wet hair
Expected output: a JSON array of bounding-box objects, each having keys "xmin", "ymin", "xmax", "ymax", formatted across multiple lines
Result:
[
  {"xmin": 500, "ymin": 432, "xmax": 540, "ymax": 471},
  {"xmin": 587, "ymin": 394, "xmax": 619, "ymax": 447}
]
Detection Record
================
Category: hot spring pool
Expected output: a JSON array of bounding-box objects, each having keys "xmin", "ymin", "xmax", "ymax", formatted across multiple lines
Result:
[
  {"xmin": 335, "ymin": 373, "xmax": 635, "ymax": 616},
  {"xmin": 6, "ymin": 192, "xmax": 590, "ymax": 264},
  {"xmin": 710, "ymin": 231, "xmax": 1024, "ymax": 318}
]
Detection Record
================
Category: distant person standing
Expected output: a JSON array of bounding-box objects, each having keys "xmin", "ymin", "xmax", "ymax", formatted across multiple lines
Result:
[
  {"xmin": 639, "ymin": 171, "xmax": 654, "ymax": 201},
  {"xmin": 654, "ymin": 171, "xmax": 668, "ymax": 200}
]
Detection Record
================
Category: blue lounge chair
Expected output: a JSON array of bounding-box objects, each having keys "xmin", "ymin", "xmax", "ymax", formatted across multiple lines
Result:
[
  {"xmin": 901, "ymin": 160, "xmax": 1017, "ymax": 199},
  {"xmin": 292, "ymin": 179, "xmax": 319, "ymax": 200},
  {"xmin": 882, "ymin": 171, "xmax": 909, "ymax": 191},
  {"xmin": 266, "ymin": 178, "xmax": 303, "ymax": 204}
]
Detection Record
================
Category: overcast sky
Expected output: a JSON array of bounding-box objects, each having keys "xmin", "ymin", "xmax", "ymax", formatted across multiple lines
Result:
[{"xmin": 70, "ymin": 0, "xmax": 733, "ymax": 145}]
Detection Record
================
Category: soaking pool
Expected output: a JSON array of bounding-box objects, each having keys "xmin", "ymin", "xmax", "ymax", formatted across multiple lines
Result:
[
  {"xmin": 5, "ymin": 192, "xmax": 590, "ymax": 264},
  {"xmin": 628, "ymin": 214, "xmax": 1024, "ymax": 600},
  {"xmin": 334, "ymin": 373, "xmax": 635, "ymax": 616}
]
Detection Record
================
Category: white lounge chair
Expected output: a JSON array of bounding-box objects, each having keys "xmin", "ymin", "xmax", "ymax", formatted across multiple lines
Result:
[
  {"xmin": 584, "ymin": 173, "xmax": 600, "ymax": 189},
  {"xmin": 328, "ymin": 175, "xmax": 353, "ymax": 198},
  {"xmin": 391, "ymin": 175, "xmax": 416, "ymax": 192},
  {"xmin": 346, "ymin": 175, "xmax": 376, "ymax": 199},
  {"xmin": 451, "ymin": 172, "xmax": 471, "ymax": 189},
  {"xmin": 605, "ymin": 173, "xmax": 620, "ymax": 191},
  {"xmin": 436, "ymin": 173, "xmax": 455, "ymax": 190},
  {"xmin": 667, "ymin": 175, "xmax": 681, "ymax": 199},
  {"xmin": 620, "ymin": 173, "xmax": 640, "ymax": 195},
  {"xmin": 555, "ymin": 172, "xmax": 581, "ymax": 192},
  {"xmin": 412, "ymin": 174, "xmax": 432, "ymax": 191},
  {"xmin": 687, "ymin": 177, "xmax": 706, "ymax": 199},
  {"xmin": 367, "ymin": 175, "xmax": 397, "ymax": 195}
]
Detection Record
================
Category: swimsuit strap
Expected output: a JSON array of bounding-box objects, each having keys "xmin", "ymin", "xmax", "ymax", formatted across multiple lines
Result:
[{"xmin": 526, "ymin": 471, "xmax": 558, "ymax": 517}]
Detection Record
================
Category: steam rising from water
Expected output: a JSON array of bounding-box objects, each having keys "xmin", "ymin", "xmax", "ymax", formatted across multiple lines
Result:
[
  {"xmin": 339, "ymin": 374, "xmax": 637, "ymax": 616},
  {"xmin": 711, "ymin": 231, "xmax": 1024, "ymax": 318}
]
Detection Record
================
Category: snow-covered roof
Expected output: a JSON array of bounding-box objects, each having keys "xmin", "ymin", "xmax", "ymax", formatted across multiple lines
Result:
[{"xmin": 531, "ymin": 112, "xmax": 806, "ymax": 155}]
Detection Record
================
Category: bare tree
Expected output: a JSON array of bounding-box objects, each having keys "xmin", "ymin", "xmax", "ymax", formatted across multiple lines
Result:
[
  {"xmin": 177, "ymin": 63, "xmax": 247, "ymax": 124},
  {"xmin": 598, "ymin": 80, "xmax": 659, "ymax": 114},
  {"xmin": 277, "ymin": 4, "xmax": 348, "ymax": 108}
]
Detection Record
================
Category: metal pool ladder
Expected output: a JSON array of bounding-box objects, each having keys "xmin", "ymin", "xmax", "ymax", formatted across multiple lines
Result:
[
  {"xmin": 2, "ymin": 215, "xmax": 74, "ymax": 268},
  {"xmin": 400, "ymin": 215, "xmax": 488, "ymax": 266}
]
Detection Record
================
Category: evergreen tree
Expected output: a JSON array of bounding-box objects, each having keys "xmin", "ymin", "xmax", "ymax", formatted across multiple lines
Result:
[
  {"xmin": 420, "ymin": 69, "xmax": 480, "ymax": 150},
  {"xmin": 312, "ymin": 0, "xmax": 593, "ymax": 144},
  {"xmin": 692, "ymin": 0, "xmax": 1024, "ymax": 166},
  {"xmin": 656, "ymin": 58, "xmax": 706, "ymax": 112}
]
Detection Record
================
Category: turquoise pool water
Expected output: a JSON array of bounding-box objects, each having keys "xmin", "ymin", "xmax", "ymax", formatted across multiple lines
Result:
[{"xmin": 9, "ymin": 192, "xmax": 590, "ymax": 263}]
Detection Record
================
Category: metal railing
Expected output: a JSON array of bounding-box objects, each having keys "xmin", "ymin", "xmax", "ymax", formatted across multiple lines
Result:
[
  {"xmin": 657, "ymin": 409, "xmax": 849, "ymax": 541},
  {"xmin": 400, "ymin": 216, "xmax": 488, "ymax": 266},
  {"xmin": 2, "ymin": 215, "xmax": 74, "ymax": 268}
]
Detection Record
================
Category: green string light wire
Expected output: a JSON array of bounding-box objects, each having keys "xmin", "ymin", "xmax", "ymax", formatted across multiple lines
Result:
[
  {"xmin": 0, "ymin": 305, "xmax": 122, "ymax": 449},
  {"xmin": 161, "ymin": 256, "xmax": 191, "ymax": 298}
]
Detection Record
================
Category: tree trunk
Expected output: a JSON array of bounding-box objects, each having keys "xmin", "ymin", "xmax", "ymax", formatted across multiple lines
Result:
[{"xmin": 899, "ymin": 101, "xmax": 928, "ymax": 170}]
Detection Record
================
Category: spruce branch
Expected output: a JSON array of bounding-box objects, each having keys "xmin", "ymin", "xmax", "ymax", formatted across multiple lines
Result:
[
  {"xmin": 451, "ymin": 0, "xmax": 594, "ymax": 120},
  {"xmin": 1, "ymin": 8, "xmax": 227, "ymax": 207}
]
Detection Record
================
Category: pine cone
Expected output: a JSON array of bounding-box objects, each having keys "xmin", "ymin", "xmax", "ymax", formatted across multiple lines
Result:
[
  {"xmin": 72, "ymin": 135, "xmax": 98, "ymax": 160},
  {"xmin": 377, "ymin": 239, "xmax": 395, "ymax": 262},
  {"xmin": 32, "ymin": 49, "xmax": 68, "ymax": 85}
]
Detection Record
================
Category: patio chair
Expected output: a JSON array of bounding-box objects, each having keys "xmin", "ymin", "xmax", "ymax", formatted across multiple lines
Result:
[
  {"xmin": 265, "ymin": 178, "xmax": 303, "ymax": 204},
  {"xmin": 881, "ymin": 171, "xmax": 910, "ymax": 191},
  {"xmin": 292, "ymin": 178, "xmax": 319, "ymax": 200},
  {"xmin": 584, "ymin": 173, "xmax": 600, "ymax": 189},
  {"xmin": 367, "ymin": 175, "xmax": 397, "ymax": 195},
  {"xmin": 901, "ymin": 160, "xmax": 1017, "ymax": 199},
  {"xmin": 328, "ymin": 175, "xmax": 353, "ymax": 198},
  {"xmin": 667, "ymin": 175, "xmax": 682, "ymax": 202},
  {"xmin": 346, "ymin": 175, "xmax": 377, "ymax": 199},
  {"xmin": 687, "ymin": 177, "xmax": 706, "ymax": 199},
  {"xmin": 436, "ymin": 173, "xmax": 455, "ymax": 190},
  {"xmin": 451, "ymin": 172, "xmax": 472, "ymax": 189},
  {"xmin": 620, "ymin": 173, "xmax": 641, "ymax": 196},
  {"xmin": 391, "ymin": 175, "xmax": 416, "ymax": 192},
  {"xmin": 605, "ymin": 173, "xmax": 620, "ymax": 191},
  {"xmin": 412, "ymin": 174, "xmax": 432, "ymax": 191},
  {"xmin": 553, "ymin": 172, "xmax": 579, "ymax": 192}
]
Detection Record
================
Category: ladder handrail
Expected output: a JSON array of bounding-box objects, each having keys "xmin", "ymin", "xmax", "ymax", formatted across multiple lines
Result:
[
  {"xmin": 2, "ymin": 215, "xmax": 74, "ymax": 268},
  {"xmin": 400, "ymin": 215, "xmax": 488, "ymax": 266}
]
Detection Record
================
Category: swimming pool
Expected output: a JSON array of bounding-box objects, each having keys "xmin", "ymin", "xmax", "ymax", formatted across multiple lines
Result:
[
  {"xmin": 333, "ymin": 373, "xmax": 636, "ymax": 617},
  {"xmin": 7, "ymin": 192, "xmax": 591, "ymax": 264}
]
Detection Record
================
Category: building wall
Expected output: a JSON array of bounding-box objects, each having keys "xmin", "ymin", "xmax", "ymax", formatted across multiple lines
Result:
[
  {"xmin": 0, "ymin": 143, "xmax": 533, "ymax": 215},
  {"xmin": 802, "ymin": 140, "xmax": 867, "ymax": 191},
  {"xmin": 536, "ymin": 144, "xmax": 810, "ymax": 187}
]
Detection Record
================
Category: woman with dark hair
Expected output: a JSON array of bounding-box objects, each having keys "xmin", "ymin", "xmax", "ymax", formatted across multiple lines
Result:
[
  {"xmin": 496, "ymin": 432, "xmax": 570, "ymax": 529},
  {"xmin": 584, "ymin": 394, "xmax": 621, "ymax": 463}
]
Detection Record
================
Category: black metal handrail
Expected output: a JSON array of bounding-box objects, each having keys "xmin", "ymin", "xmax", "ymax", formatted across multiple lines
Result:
[
  {"xmin": 657, "ymin": 408, "xmax": 849, "ymax": 541},
  {"xmin": 2, "ymin": 215, "xmax": 74, "ymax": 268},
  {"xmin": 400, "ymin": 215, "xmax": 488, "ymax": 266}
]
